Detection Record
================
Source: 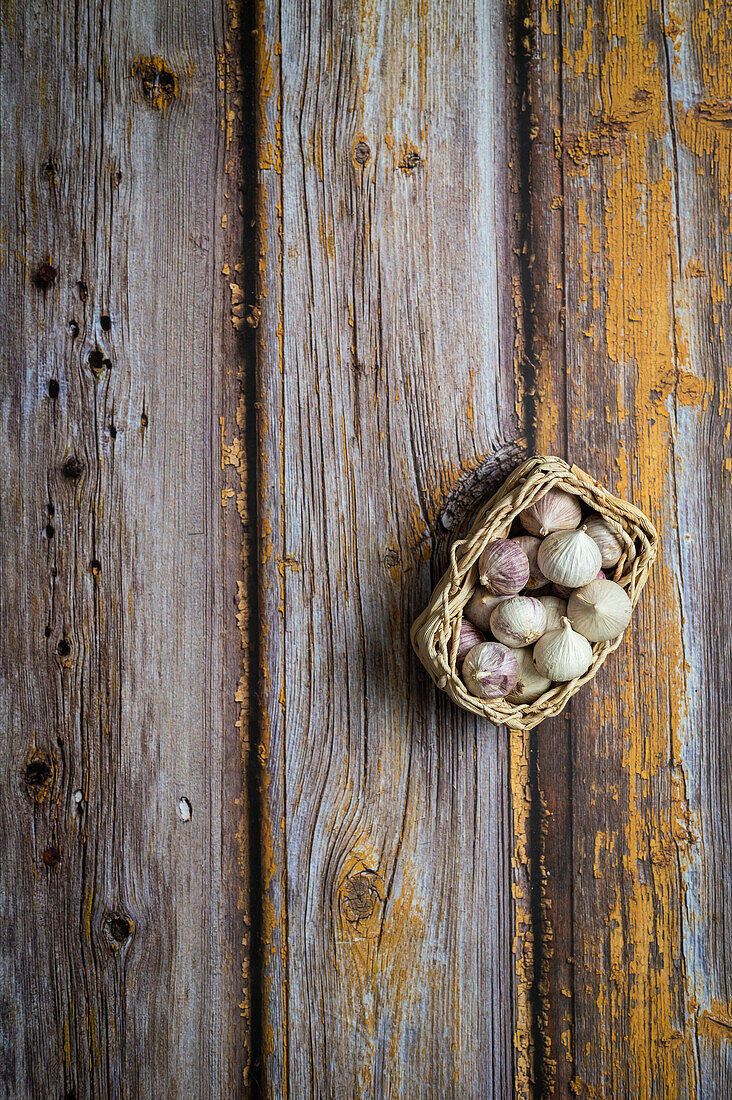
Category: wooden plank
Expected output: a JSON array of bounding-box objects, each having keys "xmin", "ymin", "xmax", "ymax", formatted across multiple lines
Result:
[
  {"xmin": 253, "ymin": 1, "xmax": 529, "ymax": 1094},
  {"xmin": 527, "ymin": 0, "xmax": 732, "ymax": 1093},
  {"xmin": 0, "ymin": 0, "xmax": 250, "ymax": 1096}
]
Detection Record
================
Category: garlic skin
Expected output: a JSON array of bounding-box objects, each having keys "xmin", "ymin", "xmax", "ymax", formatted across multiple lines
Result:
[
  {"xmin": 478, "ymin": 539, "xmax": 530, "ymax": 596},
  {"xmin": 462, "ymin": 642, "xmax": 520, "ymax": 700},
  {"xmin": 455, "ymin": 619, "xmax": 486, "ymax": 668},
  {"xmin": 533, "ymin": 617, "xmax": 593, "ymax": 682},
  {"xmin": 567, "ymin": 578, "xmax": 632, "ymax": 642},
  {"xmin": 538, "ymin": 594, "xmax": 568, "ymax": 632},
  {"xmin": 507, "ymin": 646, "xmax": 552, "ymax": 704},
  {"xmin": 553, "ymin": 569, "xmax": 605, "ymax": 601},
  {"xmin": 538, "ymin": 528, "xmax": 603, "ymax": 589},
  {"xmin": 464, "ymin": 588, "xmax": 510, "ymax": 632},
  {"xmin": 584, "ymin": 514, "xmax": 624, "ymax": 569},
  {"xmin": 518, "ymin": 487, "xmax": 583, "ymax": 538},
  {"xmin": 490, "ymin": 596, "xmax": 547, "ymax": 648},
  {"xmin": 511, "ymin": 535, "xmax": 547, "ymax": 590}
]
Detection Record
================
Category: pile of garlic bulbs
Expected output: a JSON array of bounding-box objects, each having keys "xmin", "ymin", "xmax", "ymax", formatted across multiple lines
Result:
[{"xmin": 458, "ymin": 487, "xmax": 633, "ymax": 705}]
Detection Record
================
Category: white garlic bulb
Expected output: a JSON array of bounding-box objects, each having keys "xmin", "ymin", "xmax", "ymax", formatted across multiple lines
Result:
[
  {"xmin": 464, "ymin": 587, "xmax": 509, "ymax": 632},
  {"xmin": 462, "ymin": 642, "xmax": 520, "ymax": 699},
  {"xmin": 538, "ymin": 594, "xmax": 568, "ymax": 632},
  {"xmin": 567, "ymin": 578, "xmax": 632, "ymax": 642},
  {"xmin": 507, "ymin": 646, "xmax": 552, "ymax": 704},
  {"xmin": 537, "ymin": 528, "xmax": 602, "ymax": 589},
  {"xmin": 583, "ymin": 514, "xmax": 624, "ymax": 569},
  {"xmin": 533, "ymin": 618, "xmax": 593, "ymax": 681},
  {"xmin": 490, "ymin": 596, "xmax": 547, "ymax": 648},
  {"xmin": 511, "ymin": 535, "xmax": 548, "ymax": 590},
  {"xmin": 518, "ymin": 487, "xmax": 583, "ymax": 538}
]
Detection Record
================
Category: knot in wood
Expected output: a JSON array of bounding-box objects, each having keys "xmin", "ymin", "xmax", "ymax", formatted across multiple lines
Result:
[
  {"xmin": 62, "ymin": 455, "xmax": 85, "ymax": 480},
  {"xmin": 23, "ymin": 753, "xmax": 54, "ymax": 801},
  {"xmin": 105, "ymin": 912, "xmax": 135, "ymax": 949},
  {"xmin": 133, "ymin": 56, "xmax": 179, "ymax": 114},
  {"xmin": 340, "ymin": 869, "xmax": 380, "ymax": 925},
  {"xmin": 353, "ymin": 140, "xmax": 371, "ymax": 165}
]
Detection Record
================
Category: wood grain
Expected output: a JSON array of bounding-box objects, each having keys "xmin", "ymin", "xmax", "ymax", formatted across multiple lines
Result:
[
  {"xmin": 0, "ymin": 0, "xmax": 250, "ymax": 1096},
  {"xmin": 527, "ymin": 0, "xmax": 732, "ymax": 1094},
  {"xmin": 253, "ymin": 0, "xmax": 529, "ymax": 1094}
]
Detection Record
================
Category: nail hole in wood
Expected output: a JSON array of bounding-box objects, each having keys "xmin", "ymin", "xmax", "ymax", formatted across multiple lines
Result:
[
  {"xmin": 47, "ymin": 379, "xmax": 60, "ymax": 399},
  {"xmin": 109, "ymin": 421, "xmax": 117, "ymax": 440},
  {"xmin": 100, "ymin": 315, "xmax": 111, "ymax": 331},
  {"xmin": 43, "ymin": 846, "xmax": 61, "ymax": 866},
  {"xmin": 140, "ymin": 412, "xmax": 148, "ymax": 428},
  {"xmin": 57, "ymin": 638, "xmax": 71, "ymax": 657},
  {"xmin": 88, "ymin": 349, "xmax": 105, "ymax": 373},
  {"xmin": 45, "ymin": 523, "xmax": 55, "ymax": 539},
  {"xmin": 76, "ymin": 280, "xmax": 88, "ymax": 302},
  {"xmin": 90, "ymin": 559, "xmax": 101, "ymax": 576},
  {"xmin": 68, "ymin": 320, "xmax": 79, "ymax": 337},
  {"xmin": 36, "ymin": 263, "xmax": 57, "ymax": 288},
  {"xmin": 44, "ymin": 626, "xmax": 52, "ymax": 637}
]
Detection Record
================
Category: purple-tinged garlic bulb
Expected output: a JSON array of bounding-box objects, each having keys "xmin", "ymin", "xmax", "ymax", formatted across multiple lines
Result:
[
  {"xmin": 518, "ymin": 487, "xmax": 582, "ymax": 538},
  {"xmin": 511, "ymin": 535, "xmax": 548, "ymax": 590},
  {"xmin": 478, "ymin": 538, "xmax": 530, "ymax": 596},
  {"xmin": 583, "ymin": 514, "xmax": 625, "ymax": 569},
  {"xmin": 462, "ymin": 642, "xmax": 520, "ymax": 700},
  {"xmin": 455, "ymin": 619, "xmax": 486, "ymax": 668}
]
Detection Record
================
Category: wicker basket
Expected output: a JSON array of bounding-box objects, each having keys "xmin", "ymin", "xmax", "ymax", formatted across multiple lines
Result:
[{"xmin": 411, "ymin": 455, "xmax": 658, "ymax": 730}]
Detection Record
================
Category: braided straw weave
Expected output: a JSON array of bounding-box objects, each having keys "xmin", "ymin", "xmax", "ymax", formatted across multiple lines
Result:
[{"xmin": 411, "ymin": 455, "xmax": 658, "ymax": 730}]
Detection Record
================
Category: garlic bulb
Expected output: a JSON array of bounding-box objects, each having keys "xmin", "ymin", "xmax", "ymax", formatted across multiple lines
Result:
[
  {"xmin": 583, "ymin": 514, "xmax": 624, "ymax": 569},
  {"xmin": 455, "ymin": 619, "xmax": 485, "ymax": 668},
  {"xmin": 538, "ymin": 594, "xmax": 568, "ymax": 632},
  {"xmin": 478, "ymin": 539, "xmax": 530, "ymax": 596},
  {"xmin": 511, "ymin": 535, "xmax": 547, "ymax": 590},
  {"xmin": 553, "ymin": 569, "xmax": 605, "ymax": 600},
  {"xmin": 567, "ymin": 578, "xmax": 632, "ymax": 642},
  {"xmin": 533, "ymin": 618, "xmax": 593, "ymax": 682},
  {"xmin": 462, "ymin": 642, "xmax": 520, "ymax": 699},
  {"xmin": 538, "ymin": 528, "xmax": 602, "ymax": 589},
  {"xmin": 464, "ymin": 587, "xmax": 510, "ymax": 632},
  {"xmin": 518, "ymin": 487, "xmax": 583, "ymax": 538},
  {"xmin": 490, "ymin": 596, "xmax": 547, "ymax": 648},
  {"xmin": 507, "ymin": 646, "xmax": 552, "ymax": 704}
]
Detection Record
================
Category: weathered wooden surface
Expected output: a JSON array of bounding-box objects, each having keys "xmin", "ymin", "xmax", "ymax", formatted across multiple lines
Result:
[
  {"xmin": 3, "ymin": 0, "xmax": 732, "ymax": 1095},
  {"xmin": 0, "ymin": 0, "xmax": 250, "ymax": 1096},
  {"xmin": 527, "ymin": 0, "xmax": 732, "ymax": 1094},
  {"xmin": 253, "ymin": 0, "xmax": 529, "ymax": 1095}
]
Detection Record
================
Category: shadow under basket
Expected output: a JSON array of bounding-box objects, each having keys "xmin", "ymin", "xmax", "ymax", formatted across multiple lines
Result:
[{"xmin": 411, "ymin": 455, "xmax": 659, "ymax": 731}]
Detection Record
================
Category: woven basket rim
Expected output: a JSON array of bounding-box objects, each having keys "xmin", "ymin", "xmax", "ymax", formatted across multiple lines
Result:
[{"xmin": 411, "ymin": 454, "xmax": 659, "ymax": 730}]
